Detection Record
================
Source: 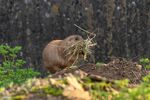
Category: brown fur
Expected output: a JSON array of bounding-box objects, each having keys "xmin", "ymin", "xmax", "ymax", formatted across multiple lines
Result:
[{"xmin": 42, "ymin": 35, "xmax": 83, "ymax": 73}]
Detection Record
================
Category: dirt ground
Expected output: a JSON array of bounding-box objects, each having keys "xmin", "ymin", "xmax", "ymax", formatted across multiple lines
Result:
[{"xmin": 52, "ymin": 58, "xmax": 150, "ymax": 84}]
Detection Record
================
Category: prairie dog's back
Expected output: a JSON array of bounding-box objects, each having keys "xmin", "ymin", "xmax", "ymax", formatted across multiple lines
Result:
[{"xmin": 42, "ymin": 39, "xmax": 63, "ymax": 64}]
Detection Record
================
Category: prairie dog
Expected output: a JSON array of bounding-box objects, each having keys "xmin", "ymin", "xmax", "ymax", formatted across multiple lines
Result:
[{"xmin": 42, "ymin": 35, "xmax": 83, "ymax": 73}]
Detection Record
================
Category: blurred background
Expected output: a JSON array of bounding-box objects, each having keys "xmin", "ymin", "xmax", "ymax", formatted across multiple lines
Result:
[{"xmin": 0, "ymin": 0, "xmax": 150, "ymax": 70}]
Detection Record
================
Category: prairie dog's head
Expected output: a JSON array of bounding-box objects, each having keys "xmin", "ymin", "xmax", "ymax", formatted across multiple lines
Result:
[{"xmin": 64, "ymin": 35, "xmax": 83, "ymax": 46}]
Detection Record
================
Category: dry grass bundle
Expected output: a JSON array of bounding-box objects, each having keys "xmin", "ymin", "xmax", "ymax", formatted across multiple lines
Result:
[{"xmin": 64, "ymin": 35, "xmax": 96, "ymax": 65}]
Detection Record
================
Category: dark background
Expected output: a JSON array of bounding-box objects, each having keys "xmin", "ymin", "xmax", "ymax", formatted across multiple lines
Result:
[{"xmin": 0, "ymin": 0, "xmax": 150, "ymax": 70}]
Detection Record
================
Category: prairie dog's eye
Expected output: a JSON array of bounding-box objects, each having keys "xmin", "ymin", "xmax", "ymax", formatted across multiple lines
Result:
[{"xmin": 75, "ymin": 37, "xmax": 79, "ymax": 41}]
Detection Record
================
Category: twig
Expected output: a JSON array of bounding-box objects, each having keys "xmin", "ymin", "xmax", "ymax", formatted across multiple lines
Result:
[
  {"xmin": 74, "ymin": 24, "xmax": 97, "ymax": 40},
  {"xmin": 88, "ymin": 74, "xmax": 114, "ymax": 83},
  {"xmin": 131, "ymin": 70, "xmax": 139, "ymax": 81},
  {"xmin": 74, "ymin": 24, "xmax": 92, "ymax": 34}
]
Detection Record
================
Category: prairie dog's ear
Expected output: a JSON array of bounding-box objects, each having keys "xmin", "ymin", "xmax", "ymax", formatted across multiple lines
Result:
[{"xmin": 74, "ymin": 35, "xmax": 83, "ymax": 41}]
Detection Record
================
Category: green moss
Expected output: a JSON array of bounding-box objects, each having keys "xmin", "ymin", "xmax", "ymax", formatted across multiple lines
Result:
[
  {"xmin": 12, "ymin": 95, "xmax": 26, "ymax": 100},
  {"xmin": 114, "ymin": 79, "xmax": 129, "ymax": 88},
  {"xmin": 139, "ymin": 58, "xmax": 150, "ymax": 69},
  {"xmin": 96, "ymin": 62, "xmax": 105, "ymax": 68},
  {"xmin": 31, "ymin": 86, "xmax": 63, "ymax": 96},
  {"xmin": 43, "ymin": 86, "xmax": 63, "ymax": 96},
  {"xmin": 82, "ymin": 77, "xmax": 92, "ymax": 83},
  {"xmin": 57, "ymin": 79, "xmax": 68, "ymax": 85}
]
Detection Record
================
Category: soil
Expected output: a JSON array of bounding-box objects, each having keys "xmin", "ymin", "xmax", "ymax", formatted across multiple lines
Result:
[{"xmin": 52, "ymin": 58, "xmax": 150, "ymax": 84}]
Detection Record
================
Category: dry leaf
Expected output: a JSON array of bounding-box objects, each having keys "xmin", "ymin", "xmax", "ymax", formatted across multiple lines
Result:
[
  {"xmin": 49, "ymin": 78, "xmax": 65, "ymax": 88},
  {"xmin": 63, "ymin": 74, "xmax": 91, "ymax": 100}
]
